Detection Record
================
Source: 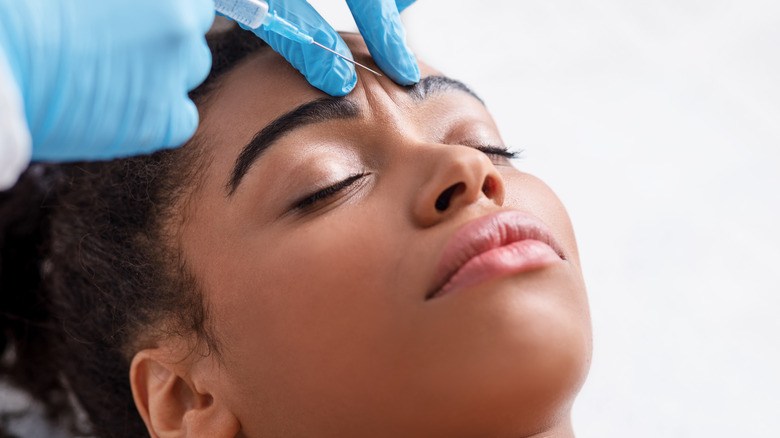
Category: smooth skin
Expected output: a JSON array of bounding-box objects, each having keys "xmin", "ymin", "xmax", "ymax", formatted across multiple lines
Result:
[{"xmin": 131, "ymin": 34, "xmax": 592, "ymax": 438}]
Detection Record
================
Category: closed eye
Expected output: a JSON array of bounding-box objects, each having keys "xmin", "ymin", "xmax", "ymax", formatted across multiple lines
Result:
[
  {"xmin": 294, "ymin": 173, "xmax": 367, "ymax": 211},
  {"xmin": 474, "ymin": 145, "xmax": 521, "ymax": 160}
]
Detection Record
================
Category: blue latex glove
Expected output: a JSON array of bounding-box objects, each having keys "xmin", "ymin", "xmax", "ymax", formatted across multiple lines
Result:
[
  {"xmin": 0, "ymin": 0, "xmax": 214, "ymax": 161},
  {"xmin": 238, "ymin": 0, "xmax": 420, "ymax": 97}
]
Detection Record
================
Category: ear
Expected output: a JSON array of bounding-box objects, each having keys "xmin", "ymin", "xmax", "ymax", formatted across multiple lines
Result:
[{"xmin": 130, "ymin": 348, "xmax": 240, "ymax": 438}]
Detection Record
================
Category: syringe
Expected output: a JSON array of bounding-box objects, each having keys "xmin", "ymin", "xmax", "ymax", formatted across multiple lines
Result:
[{"xmin": 213, "ymin": 0, "xmax": 381, "ymax": 76}]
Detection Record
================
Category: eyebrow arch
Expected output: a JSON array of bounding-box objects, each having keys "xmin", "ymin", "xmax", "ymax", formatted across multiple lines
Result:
[
  {"xmin": 226, "ymin": 75, "xmax": 484, "ymax": 196},
  {"xmin": 227, "ymin": 97, "xmax": 361, "ymax": 195}
]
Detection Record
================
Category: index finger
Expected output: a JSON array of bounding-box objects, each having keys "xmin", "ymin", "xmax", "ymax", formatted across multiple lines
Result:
[
  {"xmin": 345, "ymin": 0, "xmax": 420, "ymax": 86},
  {"xmin": 237, "ymin": 0, "xmax": 357, "ymax": 96}
]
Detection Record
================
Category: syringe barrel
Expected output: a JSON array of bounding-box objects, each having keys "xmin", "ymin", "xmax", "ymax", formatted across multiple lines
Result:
[
  {"xmin": 214, "ymin": 0, "xmax": 269, "ymax": 29},
  {"xmin": 262, "ymin": 10, "xmax": 313, "ymax": 44}
]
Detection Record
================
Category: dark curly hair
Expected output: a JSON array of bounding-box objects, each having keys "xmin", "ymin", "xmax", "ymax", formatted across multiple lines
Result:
[{"xmin": 0, "ymin": 23, "xmax": 267, "ymax": 438}]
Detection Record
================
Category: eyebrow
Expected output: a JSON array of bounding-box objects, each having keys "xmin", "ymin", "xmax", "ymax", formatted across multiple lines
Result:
[
  {"xmin": 406, "ymin": 75, "xmax": 484, "ymax": 105},
  {"xmin": 226, "ymin": 75, "xmax": 483, "ymax": 195}
]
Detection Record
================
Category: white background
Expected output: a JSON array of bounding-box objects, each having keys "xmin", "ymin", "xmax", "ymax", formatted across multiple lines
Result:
[{"xmin": 313, "ymin": 0, "xmax": 780, "ymax": 436}]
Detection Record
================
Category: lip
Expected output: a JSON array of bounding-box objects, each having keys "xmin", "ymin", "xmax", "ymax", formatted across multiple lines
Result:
[{"xmin": 427, "ymin": 210, "xmax": 566, "ymax": 300}]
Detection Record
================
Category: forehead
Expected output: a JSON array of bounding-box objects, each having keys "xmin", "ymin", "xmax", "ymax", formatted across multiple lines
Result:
[{"xmin": 199, "ymin": 33, "xmax": 441, "ymax": 130}]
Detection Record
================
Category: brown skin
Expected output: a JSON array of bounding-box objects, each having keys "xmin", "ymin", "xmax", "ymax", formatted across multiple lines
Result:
[{"xmin": 131, "ymin": 34, "xmax": 591, "ymax": 438}]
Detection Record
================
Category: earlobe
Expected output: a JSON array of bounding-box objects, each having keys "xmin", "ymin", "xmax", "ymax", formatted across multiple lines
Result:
[{"xmin": 130, "ymin": 349, "xmax": 240, "ymax": 438}]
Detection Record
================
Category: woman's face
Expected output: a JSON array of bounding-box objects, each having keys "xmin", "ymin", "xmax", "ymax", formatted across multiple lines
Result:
[{"xmin": 179, "ymin": 34, "xmax": 591, "ymax": 437}]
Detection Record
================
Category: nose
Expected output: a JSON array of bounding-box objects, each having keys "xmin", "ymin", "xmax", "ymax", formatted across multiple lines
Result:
[{"xmin": 411, "ymin": 145, "xmax": 506, "ymax": 228}]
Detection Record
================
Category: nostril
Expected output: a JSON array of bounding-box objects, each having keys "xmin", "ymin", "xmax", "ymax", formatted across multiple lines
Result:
[
  {"xmin": 482, "ymin": 174, "xmax": 505, "ymax": 206},
  {"xmin": 482, "ymin": 176, "xmax": 494, "ymax": 197},
  {"xmin": 435, "ymin": 183, "xmax": 463, "ymax": 211}
]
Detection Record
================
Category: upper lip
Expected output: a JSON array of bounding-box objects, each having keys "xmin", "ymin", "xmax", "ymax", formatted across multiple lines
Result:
[{"xmin": 427, "ymin": 210, "xmax": 566, "ymax": 299}]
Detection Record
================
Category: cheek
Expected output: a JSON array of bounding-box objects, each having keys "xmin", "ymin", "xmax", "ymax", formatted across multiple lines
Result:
[
  {"xmin": 214, "ymin": 212, "xmax": 411, "ymax": 416},
  {"xmin": 223, "ymin": 218, "xmax": 392, "ymax": 349}
]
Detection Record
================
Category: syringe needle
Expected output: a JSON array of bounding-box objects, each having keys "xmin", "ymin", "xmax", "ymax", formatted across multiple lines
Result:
[{"xmin": 311, "ymin": 41, "xmax": 383, "ymax": 77}]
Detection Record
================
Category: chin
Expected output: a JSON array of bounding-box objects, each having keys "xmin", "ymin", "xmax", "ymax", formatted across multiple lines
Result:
[{"xmin": 437, "ymin": 270, "xmax": 591, "ymax": 434}]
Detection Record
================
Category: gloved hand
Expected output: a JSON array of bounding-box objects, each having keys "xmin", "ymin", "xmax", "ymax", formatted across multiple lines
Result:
[
  {"xmin": 238, "ymin": 0, "xmax": 420, "ymax": 97},
  {"xmin": 0, "ymin": 0, "xmax": 214, "ymax": 161}
]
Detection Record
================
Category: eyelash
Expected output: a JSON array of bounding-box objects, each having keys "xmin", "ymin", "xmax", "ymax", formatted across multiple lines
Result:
[
  {"xmin": 293, "ymin": 146, "xmax": 519, "ymax": 211},
  {"xmin": 295, "ymin": 172, "xmax": 366, "ymax": 210},
  {"xmin": 475, "ymin": 145, "xmax": 521, "ymax": 160}
]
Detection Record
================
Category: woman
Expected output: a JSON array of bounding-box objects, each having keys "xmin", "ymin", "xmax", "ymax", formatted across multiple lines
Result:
[{"xmin": 0, "ymin": 25, "xmax": 591, "ymax": 438}]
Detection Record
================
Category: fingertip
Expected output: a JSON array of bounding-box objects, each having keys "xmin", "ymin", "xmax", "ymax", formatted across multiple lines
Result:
[
  {"xmin": 240, "ymin": 1, "xmax": 357, "ymax": 97},
  {"xmin": 165, "ymin": 98, "xmax": 199, "ymax": 148},
  {"xmin": 392, "ymin": 50, "xmax": 421, "ymax": 85},
  {"xmin": 347, "ymin": 0, "xmax": 420, "ymax": 86},
  {"xmin": 378, "ymin": 26, "xmax": 420, "ymax": 85},
  {"xmin": 307, "ymin": 59, "xmax": 357, "ymax": 96},
  {"xmin": 333, "ymin": 66, "xmax": 358, "ymax": 96},
  {"xmin": 301, "ymin": 34, "xmax": 359, "ymax": 96},
  {"xmin": 373, "ymin": 41, "xmax": 420, "ymax": 86},
  {"xmin": 309, "ymin": 28, "xmax": 358, "ymax": 96},
  {"xmin": 186, "ymin": 38, "xmax": 213, "ymax": 91}
]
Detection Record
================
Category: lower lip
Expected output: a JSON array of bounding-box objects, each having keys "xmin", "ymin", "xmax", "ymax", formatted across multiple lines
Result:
[{"xmin": 434, "ymin": 239, "xmax": 562, "ymax": 299}]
